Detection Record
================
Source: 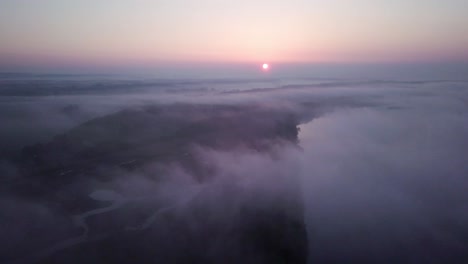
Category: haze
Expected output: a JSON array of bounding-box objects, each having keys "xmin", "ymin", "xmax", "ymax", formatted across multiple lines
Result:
[
  {"xmin": 1, "ymin": 0, "xmax": 468, "ymax": 72},
  {"xmin": 1, "ymin": 1, "xmax": 468, "ymax": 264}
]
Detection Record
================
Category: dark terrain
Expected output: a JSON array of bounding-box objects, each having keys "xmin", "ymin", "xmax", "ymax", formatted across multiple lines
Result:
[{"xmin": 3, "ymin": 103, "xmax": 308, "ymax": 264}]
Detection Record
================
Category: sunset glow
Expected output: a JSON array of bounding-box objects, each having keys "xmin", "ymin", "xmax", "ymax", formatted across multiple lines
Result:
[
  {"xmin": 262, "ymin": 63, "xmax": 269, "ymax": 70},
  {"xmin": 0, "ymin": 0, "xmax": 467, "ymax": 71}
]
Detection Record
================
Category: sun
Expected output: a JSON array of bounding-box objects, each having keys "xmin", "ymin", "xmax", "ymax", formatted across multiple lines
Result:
[{"xmin": 262, "ymin": 63, "xmax": 269, "ymax": 70}]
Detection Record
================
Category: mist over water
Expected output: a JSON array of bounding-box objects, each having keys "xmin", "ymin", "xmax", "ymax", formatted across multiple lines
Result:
[
  {"xmin": 299, "ymin": 106, "xmax": 468, "ymax": 262},
  {"xmin": 2, "ymin": 0, "xmax": 468, "ymax": 261},
  {"xmin": 1, "ymin": 64, "xmax": 468, "ymax": 263}
]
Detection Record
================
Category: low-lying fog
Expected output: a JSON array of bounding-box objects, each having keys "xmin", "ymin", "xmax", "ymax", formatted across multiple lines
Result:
[{"xmin": 1, "ymin": 74, "xmax": 468, "ymax": 263}]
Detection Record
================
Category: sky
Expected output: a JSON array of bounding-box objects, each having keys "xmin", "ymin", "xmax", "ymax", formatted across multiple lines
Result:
[{"xmin": 1, "ymin": 0, "xmax": 468, "ymax": 70}]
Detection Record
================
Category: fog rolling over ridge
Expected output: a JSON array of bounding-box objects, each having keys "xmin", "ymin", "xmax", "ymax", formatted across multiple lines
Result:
[{"xmin": 1, "ymin": 69, "xmax": 468, "ymax": 263}]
